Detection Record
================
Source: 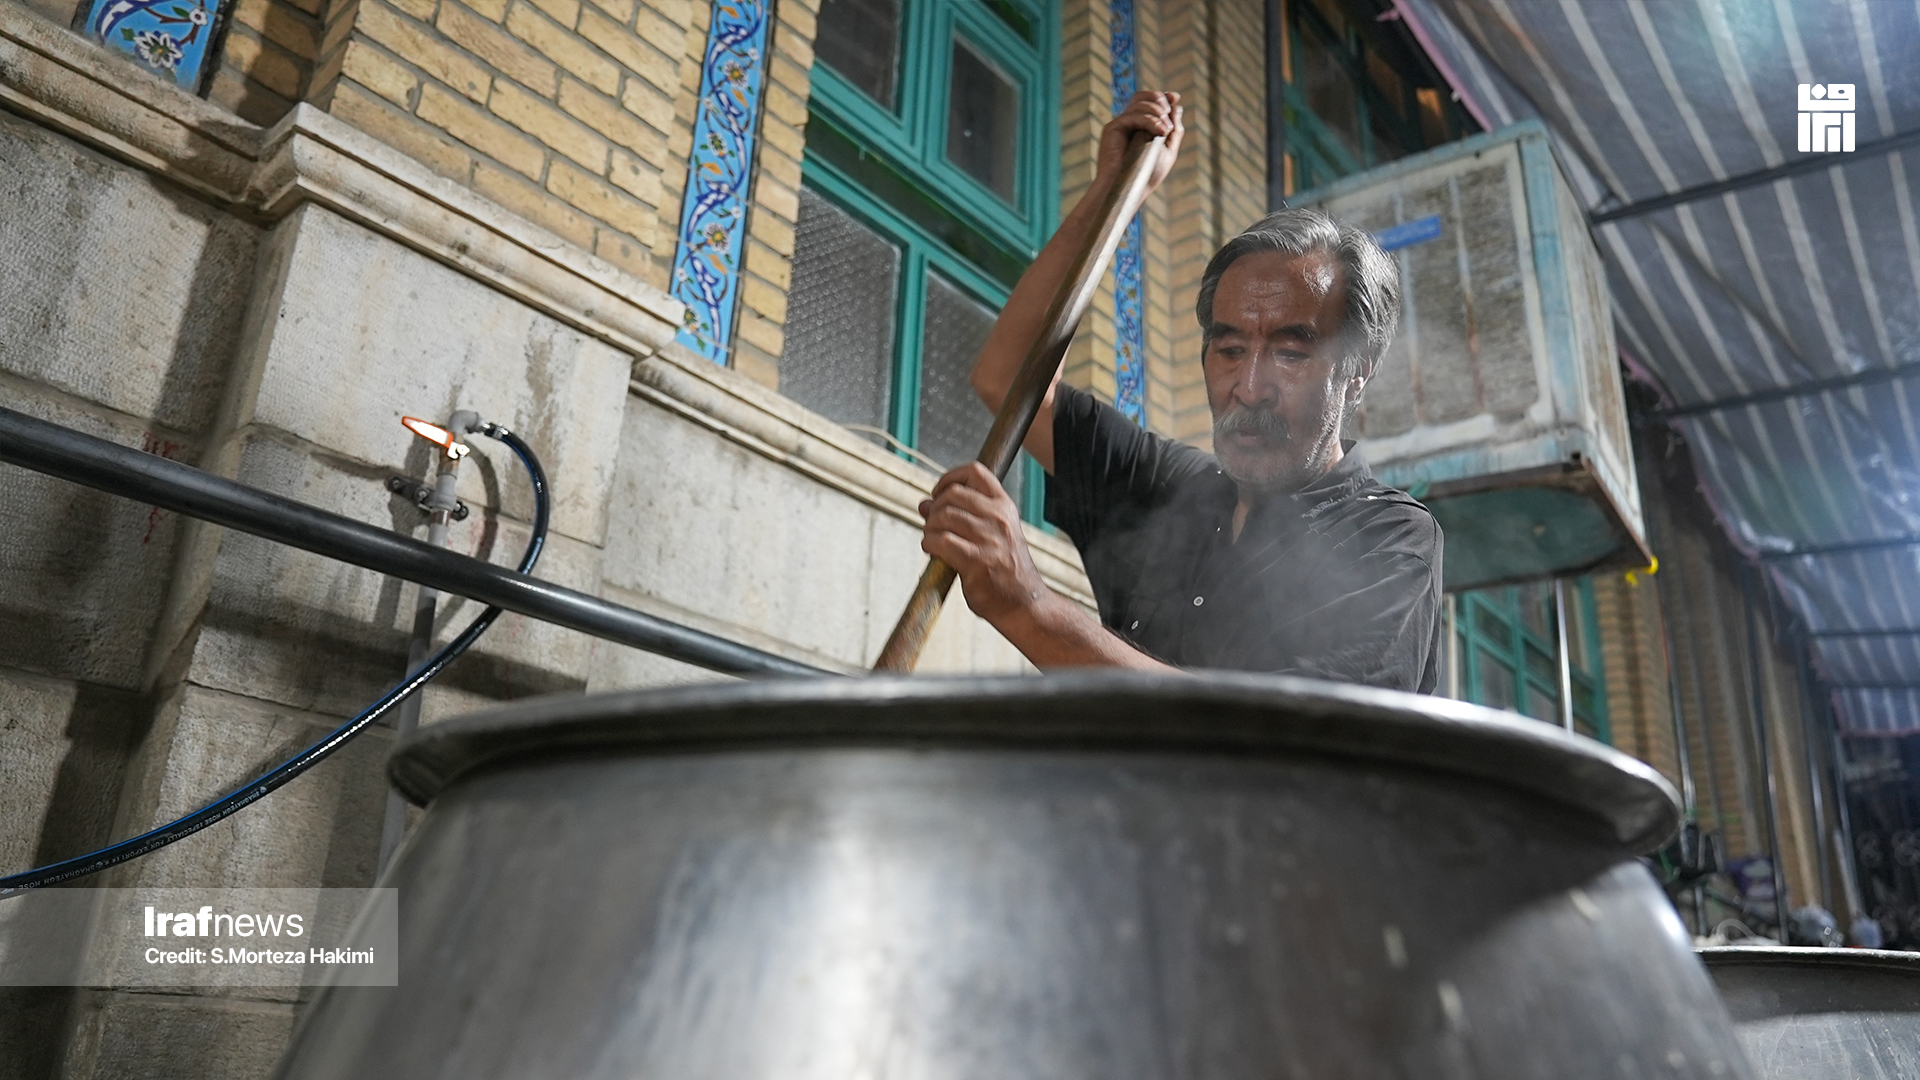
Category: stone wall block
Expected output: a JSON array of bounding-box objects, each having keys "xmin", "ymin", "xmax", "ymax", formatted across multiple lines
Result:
[
  {"xmin": 603, "ymin": 398, "xmax": 907, "ymax": 668},
  {"xmin": 861, "ymin": 512, "xmax": 1033, "ymax": 675},
  {"xmin": 0, "ymin": 110, "xmax": 260, "ymax": 436},
  {"xmin": 181, "ymin": 433, "xmax": 598, "ymax": 714},
  {"xmin": 109, "ymin": 684, "xmax": 390, "ymax": 891},
  {"xmin": 431, "ymin": 524, "xmax": 602, "ymax": 689},
  {"xmin": 242, "ymin": 206, "xmax": 631, "ymax": 547},
  {"xmin": 584, "ymin": 584, "xmax": 740, "ymax": 690},
  {"xmin": 60, "ymin": 989, "xmax": 296, "ymax": 1080},
  {"xmin": 0, "ymin": 668, "xmax": 146, "ymax": 879},
  {"xmin": 182, "ymin": 434, "xmax": 428, "ymax": 715},
  {"xmin": 0, "ymin": 391, "xmax": 191, "ymax": 688}
]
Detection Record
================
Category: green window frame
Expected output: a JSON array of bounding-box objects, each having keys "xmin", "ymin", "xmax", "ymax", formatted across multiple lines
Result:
[
  {"xmin": 800, "ymin": 0, "xmax": 1059, "ymax": 524},
  {"xmin": 1281, "ymin": 0, "xmax": 1476, "ymax": 191},
  {"xmin": 1455, "ymin": 577, "xmax": 1610, "ymax": 743},
  {"xmin": 807, "ymin": 0, "xmax": 1059, "ymax": 257}
]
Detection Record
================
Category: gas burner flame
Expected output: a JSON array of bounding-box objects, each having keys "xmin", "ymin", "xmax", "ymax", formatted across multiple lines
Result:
[{"xmin": 402, "ymin": 416, "xmax": 470, "ymax": 459}]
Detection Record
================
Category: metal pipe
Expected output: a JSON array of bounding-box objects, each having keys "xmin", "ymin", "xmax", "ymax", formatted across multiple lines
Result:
[
  {"xmin": 1790, "ymin": 628, "xmax": 1834, "ymax": 911},
  {"xmin": 1589, "ymin": 125, "xmax": 1920, "ymax": 224},
  {"xmin": 1674, "ymin": 581, "xmax": 1725, "ymax": 930},
  {"xmin": 379, "ymin": 410, "xmax": 477, "ymax": 872},
  {"xmin": 1651, "ymin": 360, "xmax": 1920, "ymax": 420},
  {"xmin": 1741, "ymin": 565, "xmax": 1790, "ymax": 932},
  {"xmin": 1758, "ymin": 534, "xmax": 1920, "ymax": 561},
  {"xmin": 1553, "ymin": 578, "xmax": 1575, "ymax": 734},
  {"xmin": 1640, "ymin": 472, "xmax": 1707, "ymax": 932},
  {"xmin": 1830, "ymin": 721, "xmax": 1866, "ymax": 926},
  {"xmin": 0, "ymin": 405, "xmax": 829, "ymax": 680},
  {"xmin": 1658, "ymin": 604, "xmax": 1697, "ymax": 820},
  {"xmin": 1656, "ymin": 591, "xmax": 1701, "ymax": 942},
  {"xmin": 1444, "ymin": 593, "xmax": 1461, "ymax": 701}
]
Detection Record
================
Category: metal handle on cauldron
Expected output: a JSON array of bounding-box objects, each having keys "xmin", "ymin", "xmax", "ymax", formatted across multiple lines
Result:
[{"xmin": 872, "ymin": 133, "xmax": 1166, "ymax": 674}]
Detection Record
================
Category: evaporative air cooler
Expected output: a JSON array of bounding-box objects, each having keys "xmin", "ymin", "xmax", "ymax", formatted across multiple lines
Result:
[{"xmin": 1292, "ymin": 119, "xmax": 1649, "ymax": 591}]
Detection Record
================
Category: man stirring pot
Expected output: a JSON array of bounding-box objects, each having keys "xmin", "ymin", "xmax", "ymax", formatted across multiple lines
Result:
[{"xmin": 918, "ymin": 90, "xmax": 1443, "ymax": 691}]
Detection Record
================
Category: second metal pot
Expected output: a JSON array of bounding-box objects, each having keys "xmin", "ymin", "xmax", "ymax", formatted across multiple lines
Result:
[{"xmin": 1700, "ymin": 945, "xmax": 1920, "ymax": 1079}]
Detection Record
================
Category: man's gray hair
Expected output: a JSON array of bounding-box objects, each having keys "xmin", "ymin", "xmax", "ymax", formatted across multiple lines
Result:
[{"xmin": 1194, "ymin": 208, "xmax": 1402, "ymax": 392}]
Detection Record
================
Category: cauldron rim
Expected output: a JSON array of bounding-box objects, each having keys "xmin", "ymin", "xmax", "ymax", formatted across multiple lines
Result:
[
  {"xmin": 1697, "ymin": 945, "xmax": 1920, "ymax": 974},
  {"xmin": 389, "ymin": 671, "xmax": 1680, "ymax": 852},
  {"xmin": 1699, "ymin": 945, "xmax": 1920, "ymax": 1021}
]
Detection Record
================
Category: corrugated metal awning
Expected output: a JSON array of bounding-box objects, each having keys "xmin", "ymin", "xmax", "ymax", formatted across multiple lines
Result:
[{"xmin": 1396, "ymin": 0, "xmax": 1920, "ymax": 734}]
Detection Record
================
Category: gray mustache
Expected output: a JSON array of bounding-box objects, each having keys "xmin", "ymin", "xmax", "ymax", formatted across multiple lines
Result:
[{"xmin": 1215, "ymin": 407, "xmax": 1291, "ymax": 442}]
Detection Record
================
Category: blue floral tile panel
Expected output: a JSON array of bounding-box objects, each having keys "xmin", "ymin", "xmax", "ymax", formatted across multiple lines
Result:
[
  {"xmin": 84, "ymin": 0, "xmax": 223, "ymax": 91},
  {"xmin": 670, "ymin": 1, "xmax": 773, "ymax": 363},
  {"xmin": 1109, "ymin": 0, "xmax": 1147, "ymax": 424}
]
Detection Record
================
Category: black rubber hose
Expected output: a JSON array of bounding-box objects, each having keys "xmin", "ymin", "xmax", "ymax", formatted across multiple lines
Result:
[{"xmin": 0, "ymin": 424, "xmax": 548, "ymax": 898}]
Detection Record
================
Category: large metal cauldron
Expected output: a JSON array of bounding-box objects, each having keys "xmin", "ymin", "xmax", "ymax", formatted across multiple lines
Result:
[
  {"xmin": 276, "ymin": 673, "xmax": 1752, "ymax": 1079},
  {"xmin": 1700, "ymin": 946, "xmax": 1920, "ymax": 1079}
]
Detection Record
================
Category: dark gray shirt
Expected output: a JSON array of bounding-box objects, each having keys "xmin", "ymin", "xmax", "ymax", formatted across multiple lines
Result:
[{"xmin": 1045, "ymin": 384, "xmax": 1444, "ymax": 692}]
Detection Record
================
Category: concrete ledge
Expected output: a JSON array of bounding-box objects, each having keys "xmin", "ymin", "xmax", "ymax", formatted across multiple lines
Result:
[
  {"xmin": 0, "ymin": 6, "xmax": 258, "ymax": 202},
  {"xmin": 632, "ymin": 344, "xmax": 1095, "ymax": 608}
]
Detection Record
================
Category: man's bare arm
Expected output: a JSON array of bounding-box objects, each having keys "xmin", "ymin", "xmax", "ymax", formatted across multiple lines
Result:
[
  {"xmin": 920, "ymin": 463, "xmax": 1180, "ymax": 672},
  {"xmin": 990, "ymin": 585, "xmax": 1181, "ymax": 671},
  {"xmin": 969, "ymin": 91, "xmax": 1183, "ymax": 474}
]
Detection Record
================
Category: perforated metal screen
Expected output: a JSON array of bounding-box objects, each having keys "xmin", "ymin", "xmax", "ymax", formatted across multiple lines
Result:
[
  {"xmin": 916, "ymin": 271, "xmax": 1022, "ymax": 506},
  {"xmin": 782, "ymin": 188, "xmax": 899, "ymax": 433}
]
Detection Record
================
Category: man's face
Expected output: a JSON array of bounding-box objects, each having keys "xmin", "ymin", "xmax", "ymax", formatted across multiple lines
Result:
[{"xmin": 1204, "ymin": 249, "xmax": 1355, "ymax": 495}]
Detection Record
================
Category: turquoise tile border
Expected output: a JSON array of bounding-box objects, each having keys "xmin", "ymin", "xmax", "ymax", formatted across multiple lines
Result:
[
  {"xmin": 670, "ymin": 1, "xmax": 773, "ymax": 363},
  {"xmin": 1108, "ymin": 0, "xmax": 1145, "ymax": 423},
  {"xmin": 83, "ymin": 0, "xmax": 226, "ymax": 91}
]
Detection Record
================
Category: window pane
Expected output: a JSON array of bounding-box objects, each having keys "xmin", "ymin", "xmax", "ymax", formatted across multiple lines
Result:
[
  {"xmin": 1524, "ymin": 643, "xmax": 1555, "ymax": 685},
  {"xmin": 1518, "ymin": 581, "xmax": 1551, "ymax": 640},
  {"xmin": 1364, "ymin": 51, "xmax": 1409, "ymax": 165},
  {"xmin": 1567, "ymin": 582, "xmax": 1593, "ymax": 673},
  {"xmin": 1472, "ymin": 602, "xmax": 1509, "ymax": 644},
  {"xmin": 1476, "ymin": 651, "xmax": 1515, "ymax": 711},
  {"xmin": 947, "ymin": 37, "xmax": 1019, "ymax": 200},
  {"xmin": 917, "ymin": 271, "xmax": 1022, "ymax": 506},
  {"xmin": 1295, "ymin": 23, "xmax": 1359, "ymax": 162},
  {"xmin": 815, "ymin": 0, "xmax": 901, "ymax": 110},
  {"xmin": 1417, "ymin": 87, "xmax": 1449, "ymax": 148},
  {"xmin": 1524, "ymin": 685, "xmax": 1557, "ymax": 724},
  {"xmin": 782, "ymin": 188, "xmax": 899, "ymax": 432},
  {"xmin": 1573, "ymin": 680, "xmax": 1596, "ymax": 717}
]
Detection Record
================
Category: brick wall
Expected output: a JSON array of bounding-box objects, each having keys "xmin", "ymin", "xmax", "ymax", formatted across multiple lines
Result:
[
  {"xmin": 1056, "ymin": 0, "xmax": 1117, "ymax": 404},
  {"xmin": 1051, "ymin": 0, "xmax": 1261, "ymax": 441},
  {"xmin": 1593, "ymin": 570, "xmax": 1681, "ymax": 793},
  {"xmin": 1132, "ymin": 0, "xmax": 1176, "ymax": 435},
  {"xmin": 1210, "ymin": 0, "xmax": 1265, "ymax": 232},
  {"xmin": 205, "ymin": 0, "xmax": 333, "ymax": 123},
  {"xmin": 9, "ymin": 0, "xmax": 340, "ymax": 125},
  {"xmin": 1634, "ymin": 428, "xmax": 1841, "ymax": 917},
  {"xmin": 1160, "ymin": 0, "xmax": 1267, "ymax": 447},
  {"xmin": 320, "ymin": 0, "xmax": 695, "ymax": 288}
]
